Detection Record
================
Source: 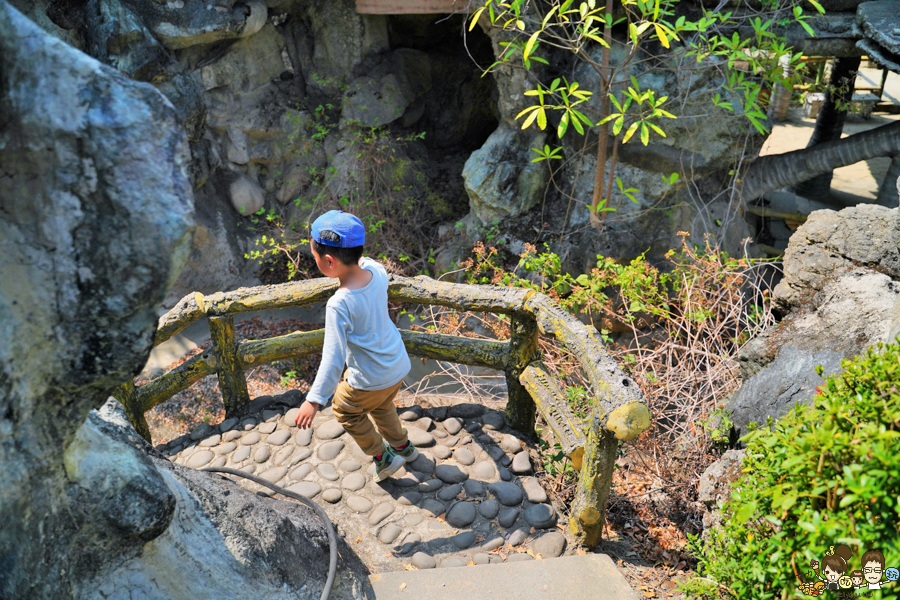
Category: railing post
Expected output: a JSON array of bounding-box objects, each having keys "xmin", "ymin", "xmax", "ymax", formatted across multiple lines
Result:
[
  {"xmin": 505, "ymin": 313, "xmax": 539, "ymax": 432},
  {"xmin": 570, "ymin": 410, "xmax": 618, "ymax": 548},
  {"xmin": 112, "ymin": 380, "xmax": 152, "ymax": 443},
  {"xmin": 209, "ymin": 315, "xmax": 250, "ymax": 417}
]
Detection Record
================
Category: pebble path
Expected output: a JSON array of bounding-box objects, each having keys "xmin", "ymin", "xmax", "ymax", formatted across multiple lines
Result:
[{"xmin": 159, "ymin": 393, "xmax": 571, "ymax": 572}]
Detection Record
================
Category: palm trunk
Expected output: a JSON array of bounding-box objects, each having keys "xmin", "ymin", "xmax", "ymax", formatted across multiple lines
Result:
[
  {"xmin": 742, "ymin": 120, "xmax": 900, "ymax": 201},
  {"xmin": 790, "ymin": 57, "xmax": 860, "ymax": 199}
]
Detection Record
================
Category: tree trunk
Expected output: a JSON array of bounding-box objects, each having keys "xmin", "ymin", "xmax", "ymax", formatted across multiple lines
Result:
[
  {"xmin": 790, "ymin": 57, "xmax": 860, "ymax": 199},
  {"xmin": 876, "ymin": 154, "xmax": 900, "ymax": 207},
  {"xmin": 742, "ymin": 120, "xmax": 900, "ymax": 201}
]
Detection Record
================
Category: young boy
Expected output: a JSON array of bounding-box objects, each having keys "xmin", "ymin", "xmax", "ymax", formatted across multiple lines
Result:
[{"xmin": 294, "ymin": 210, "xmax": 418, "ymax": 481}]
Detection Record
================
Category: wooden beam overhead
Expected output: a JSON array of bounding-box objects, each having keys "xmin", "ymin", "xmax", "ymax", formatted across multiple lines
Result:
[{"xmin": 355, "ymin": 0, "xmax": 468, "ymax": 14}]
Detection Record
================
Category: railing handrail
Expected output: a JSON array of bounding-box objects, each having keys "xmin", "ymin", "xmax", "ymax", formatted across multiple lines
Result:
[{"xmin": 119, "ymin": 273, "xmax": 650, "ymax": 547}]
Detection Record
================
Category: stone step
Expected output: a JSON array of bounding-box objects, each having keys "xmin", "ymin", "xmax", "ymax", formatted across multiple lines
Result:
[{"xmin": 367, "ymin": 554, "xmax": 639, "ymax": 600}]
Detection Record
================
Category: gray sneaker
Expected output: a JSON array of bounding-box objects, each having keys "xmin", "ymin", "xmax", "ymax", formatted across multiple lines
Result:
[
  {"xmin": 392, "ymin": 441, "xmax": 419, "ymax": 463},
  {"xmin": 373, "ymin": 448, "xmax": 405, "ymax": 482}
]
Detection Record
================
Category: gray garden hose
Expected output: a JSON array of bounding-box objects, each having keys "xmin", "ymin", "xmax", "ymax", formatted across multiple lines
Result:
[{"xmin": 201, "ymin": 466, "xmax": 337, "ymax": 600}]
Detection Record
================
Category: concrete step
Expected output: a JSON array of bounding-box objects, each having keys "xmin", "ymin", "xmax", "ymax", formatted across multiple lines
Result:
[{"xmin": 367, "ymin": 554, "xmax": 640, "ymax": 600}]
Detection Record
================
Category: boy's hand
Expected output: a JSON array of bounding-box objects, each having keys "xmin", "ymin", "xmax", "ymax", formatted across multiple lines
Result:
[{"xmin": 294, "ymin": 400, "xmax": 319, "ymax": 429}]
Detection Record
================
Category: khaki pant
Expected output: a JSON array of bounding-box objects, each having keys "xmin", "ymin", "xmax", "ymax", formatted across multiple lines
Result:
[{"xmin": 332, "ymin": 380, "xmax": 408, "ymax": 456}]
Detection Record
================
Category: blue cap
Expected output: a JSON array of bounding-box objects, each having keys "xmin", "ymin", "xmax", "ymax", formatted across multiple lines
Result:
[{"xmin": 311, "ymin": 210, "xmax": 365, "ymax": 248}]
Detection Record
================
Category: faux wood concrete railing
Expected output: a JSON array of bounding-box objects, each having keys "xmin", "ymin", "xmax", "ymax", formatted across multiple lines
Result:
[{"xmin": 115, "ymin": 275, "xmax": 650, "ymax": 546}]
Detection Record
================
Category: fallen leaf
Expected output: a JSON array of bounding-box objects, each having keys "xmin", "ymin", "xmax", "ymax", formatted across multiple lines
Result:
[
  {"xmin": 467, "ymin": 560, "xmax": 474, "ymax": 566},
  {"xmin": 530, "ymin": 527, "xmax": 536, "ymax": 534},
  {"xmin": 643, "ymin": 592, "xmax": 655, "ymax": 598},
  {"xmin": 576, "ymin": 548, "xmax": 587, "ymax": 555},
  {"xmin": 354, "ymin": 536, "xmax": 362, "ymax": 545},
  {"xmin": 403, "ymin": 564, "xmax": 416, "ymax": 571},
  {"xmin": 399, "ymin": 583, "xmax": 407, "ymax": 591}
]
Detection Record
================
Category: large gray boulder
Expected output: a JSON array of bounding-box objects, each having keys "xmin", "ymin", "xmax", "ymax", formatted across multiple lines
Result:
[
  {"xmin": 463, "ymin": 124, "xmax": 549, "ymax": 224},
  {"xmin": 726, "ymin": 207, "xmax": 900, "ymax": 438},
  {"xmin": 0, "ymin": 5, "xmax": 367, "ymax": 597}
]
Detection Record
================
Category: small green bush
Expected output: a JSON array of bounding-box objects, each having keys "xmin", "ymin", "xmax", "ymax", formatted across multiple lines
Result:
[{"xmin": 686, "ymin": 342, "xmax": 900, "ymax": 599}]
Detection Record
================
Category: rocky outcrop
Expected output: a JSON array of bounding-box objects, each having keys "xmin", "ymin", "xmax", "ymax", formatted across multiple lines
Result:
[
  {"xmin": 0, "ymin": 5, "xmax": 367, "ymax": 597},
  {"xmin": 725, "ymin": 206, "xmax": 900, "ymax": 438}
]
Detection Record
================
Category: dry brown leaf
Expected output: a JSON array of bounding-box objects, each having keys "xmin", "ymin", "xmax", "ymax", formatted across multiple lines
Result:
[
  {"xmin": 642, "ymin": 593, "xmax": 655, "ymax": 598},
  {"xmin": 403, "ymin": 564, "xmax": 416, "ymax": 571},
  {"xmin": 467, "ymin": 560, "xmax": 475, "ymax": 566},
  {"xmin": 399, "ymin": 582, "xmax": 407, "ymax": 591},
  {"xmin": 354, "ymin": 536, "xmax": 362, "ymax": 545},
  {"xmin": 576, "ymin": 548, "xmax": 588, "ymax": 556}
]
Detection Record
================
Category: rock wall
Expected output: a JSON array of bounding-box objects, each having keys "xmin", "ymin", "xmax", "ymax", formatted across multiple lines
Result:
[
  {"xmin": 0, "ymin": 4, "xmax": 368, "ymax": 597},
  {"xmin": 726, "ymin": 205, "xmax": 900, "ymax": 438}
]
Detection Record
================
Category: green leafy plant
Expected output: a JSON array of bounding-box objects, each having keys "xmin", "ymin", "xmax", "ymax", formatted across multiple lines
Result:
[{"xmin": 686, "ymin": 342, "xmax": 900, "ymax": 599}]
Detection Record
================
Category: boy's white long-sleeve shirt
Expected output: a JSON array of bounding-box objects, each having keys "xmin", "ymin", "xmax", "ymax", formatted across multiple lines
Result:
[{"xmin": 306, "ymin": 257, "xmax": 411, "ymax": 405}]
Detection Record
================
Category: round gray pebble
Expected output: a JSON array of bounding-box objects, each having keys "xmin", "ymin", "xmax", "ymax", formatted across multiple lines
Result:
[
  {"xmin": 443, "ymin": 417, "xmax": 463, "ymax": 434},
  {"xmin": 533, "ymin": 531, "xmax": 566, "ymax": 557},
  {"xmin": 522, "ymin": 477, "xmax": 548, "ymax": 503},
  {"xmin": 187, "ymin": 451, "xmax": 214, "ymax": 468},
  {"xmin": 478, "ymin": 498, "xmax": 500, "ymax": 519},
  {"xmin": 287, "ymin": 481, "xmax": 321, "ymax": 499},
  {"xmin": 368, "ymin": 503, "xmax": 395, "ymax": 525},
  {"xmin": 407, "ymin": 427, "xmax": 435, "ymax": 447},
  {"xmin": 378, "ymin": 524, "xmax": 403, "ymax": 544},
  {"xmin": 217, "ymin": 441, "xmax": 237, "ymax": 455},
  {"xmin": 418, "ymin": 498, "xmax": 445, "ymax": 517},
  {"xmin": 222, "ymin": 430, "xmax": 242, "ymax": 442},
  {"xmin": 242, "ymin": 431, "xmax": 261, "ymax": 445},
  {"xmin": 508, "ymin": 528, "xmax": 529, "ymax": 546},
  {"xmin": 317, "ymin": 464, "xmax": 339, "ymax": 481},
  {"xmin": 500, "ymin": 434, "xmax": 520, "ymax": 453},
  {"xmin": 508, "ymin": 553, "xmax": 533, "ymax": 562},
  {"xmin": 258, "ymin": 422, "xmax": 276, "ymax": 434},
  {"xmin": 452, "ymin": 531, "xmax": 476, "ymax": 549},
  {"xmin": 316, "ymin": 419, "xmax": 345, "ymax": 440},
  {"xmin": 411, "ymin": 552, "xmax": 435, "ymax": 569},
  {"xmin": 210, "ymin": 456, "xmax": 227, "ymax": 468},
  {"xmin": 341, "ymin": 472, "xmax": 366, "ymax": 491},
  {"xmin": 402, "ymin": 513, "xmax": 424, "ymax": 527},
  {"xmin": 463, "ymin": 480, "xmax": 484, "ymax": 497},
  {"xmin": 322, "ymin": 488, "xmax": 343, "ymax": 503},
  {"xmin": 453, "ymin": 448, "xmax": 475, "ymax": 466},
  {"xmin": 490, "ymin": 482, "xmax": 523, "ymax": 506},
  {"xmin": 219, "ymin": 417, "xmax": 239, "ymax": 432},
  {"xmin": 346, "ymin": 495, "xmax": 373, "ymax": 513},
  {"xmin": 445, "ymin": 502, "xmax": 476, "ymax": 527},
  {"xmin": 499, "ymin": 467, "xmax": 512, "ymax": 481},
  {"xmin": 511, "ymin": 451, "xmax": 532, "ymax": 474},
  {"xmin": 498, "ymin": 508, "xmax": 520, "ymax": 528},
  {"xmin": 296, "ymin": 427, "xmax": 313, "ymax": 446},
  {"xmin": 474, "ymin": 461, "xmax": 496, "ymax": 480},
  {"xmin": 398, "ymin": 491, "xmax": 422, "ymax": 505},
  {"xmin": 289, "ymin": 464, "xmax": 312, "ymax": 481},
  {"xmin": 200, "ymin": 434, "xmax": 221, "ymax": 447},
  {"xmin": 259, "ymin": 466, "xmax": 287, "ymax": 482},
  {"xmin": 268, "ymin": 429, "xmax": 291, "ymax": 446},
  {"xmin": 400, "ymin": 533, "xmax": 422, "ymax": 554},
  {"xmin": 432, "ymin": 445, "xmax": 451, "ymax": 459},
  {"xmin": 524, "ymin": 503, "xmax": 557, "ymax": 528},
  {"xmin": 440, "ymin": 555, "xmax": 468, "ymax": 568},
  {"xmin": 437, "ymin": 484, "xmax": 462, "ymax": 501},
  {"xmin": 340, "ymin": 459, "xmax": 361, "ymax": 472},
  {"xmin": 317, "ymin": 440, "xmax": 345, "ymax": 461},
  {"xmin": 253, "ymin": 445, "xmax": 270, "ymax": 463},
  {"xmin": 481, "ymin": 535, "xmax": 504, "ymax": 552},
  {"xmin": 418, "ymin": 478, "xmax": 443, "ymax": 493},
  {"xmin": 434, "ymin": 463, "xmax": 469, "ymax": 484},
  {"xmin": 399, "ymin": 406, "xmax": 423, "ymax": 421},
  {"xmin": 472, "ymin": 553, "xmax": 491, "ymax": 565}
]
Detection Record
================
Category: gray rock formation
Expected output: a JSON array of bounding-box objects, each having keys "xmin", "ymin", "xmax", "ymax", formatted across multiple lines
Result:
[
  {"xmin": 0, "ymin": 4, "xmax": 367, "ymax": 597},
  {"xmin": 726, "ymin": 206, "xmax": 900, "ymax": 438}
]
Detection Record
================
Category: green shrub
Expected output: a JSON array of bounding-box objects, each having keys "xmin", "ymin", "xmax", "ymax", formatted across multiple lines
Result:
[{"xmin": 686, "ymin": 342, "xmax": 900, "ymax": 599}]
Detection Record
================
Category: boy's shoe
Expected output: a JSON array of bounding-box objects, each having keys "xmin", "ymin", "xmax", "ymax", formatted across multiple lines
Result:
[
  {"xmin": 392, "ymin": 440, "xmax": 419, "ymax": 463},
  {"xmin": 373, "ymin": 448, "xmax": 405, "ymax": 483}
]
